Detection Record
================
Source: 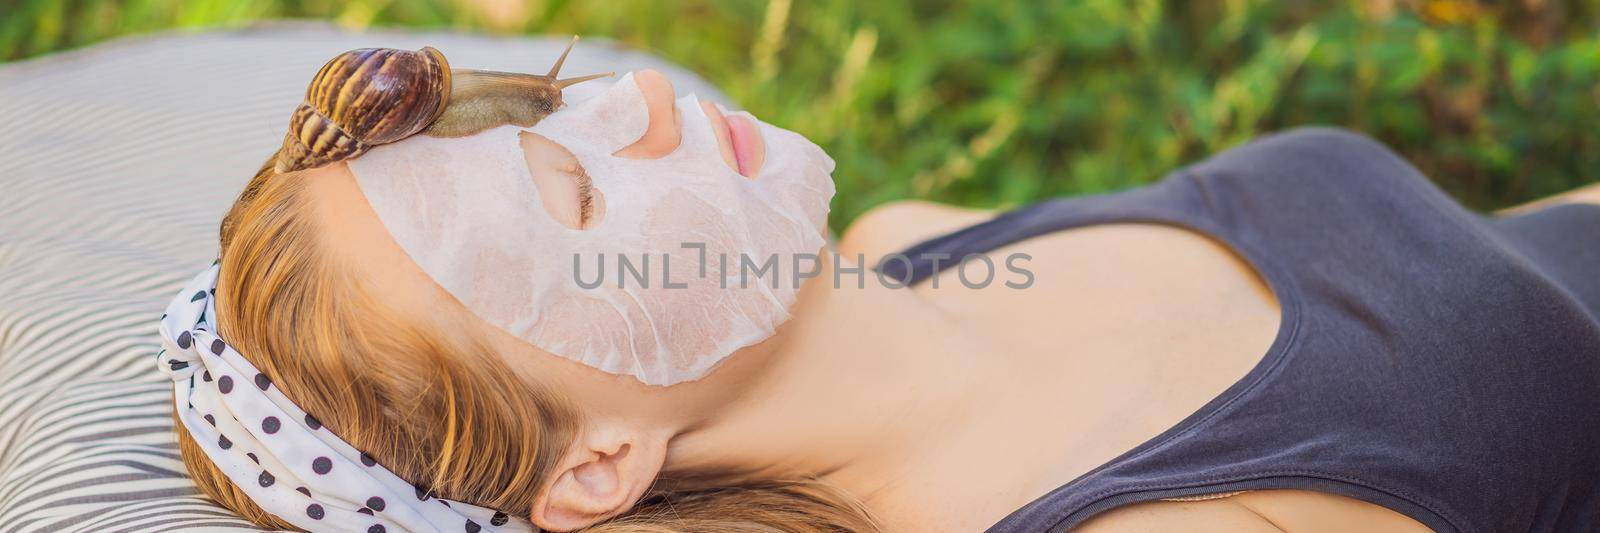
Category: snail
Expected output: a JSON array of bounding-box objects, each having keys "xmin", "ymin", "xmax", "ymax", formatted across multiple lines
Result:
[{"xmin": 274, "ymin": 36, "xmax": 611, "ymax": 174}]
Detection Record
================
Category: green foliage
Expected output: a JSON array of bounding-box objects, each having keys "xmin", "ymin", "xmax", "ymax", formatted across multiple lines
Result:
[{"xmin": 4, "ymin": 0, "xmax": 1597, "ymax": 231}]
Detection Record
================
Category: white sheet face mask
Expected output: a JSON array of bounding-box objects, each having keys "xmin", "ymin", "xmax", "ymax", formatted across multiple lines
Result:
[{"xmin": 347, "ymin": 73, "xmax": 835, "ymax": 385}]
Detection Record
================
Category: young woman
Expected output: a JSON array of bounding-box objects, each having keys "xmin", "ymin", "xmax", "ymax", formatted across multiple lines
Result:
[{"xmin": 158, "ymin": 49, "xmax": 1600, "ymax": 532}]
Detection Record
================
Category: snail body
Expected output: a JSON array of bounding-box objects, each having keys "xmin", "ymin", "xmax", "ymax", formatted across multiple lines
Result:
[
  {"xmin": 274, "ymin": 37, "xmax": 608, "ymax": 174},
  {"xmin": 420, "ymin": 70, "xmax": 561, "ymax": 137}
]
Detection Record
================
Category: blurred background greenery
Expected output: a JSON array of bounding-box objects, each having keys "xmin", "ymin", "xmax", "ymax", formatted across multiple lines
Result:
[{"xmin": 3, "ymin": 0, "xmax": 1597, "ymax": 231}]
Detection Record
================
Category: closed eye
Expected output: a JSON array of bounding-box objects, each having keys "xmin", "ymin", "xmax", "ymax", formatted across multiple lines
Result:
[
  {"xmin": 562, "ymin": 161, "xmax": 597, "ymax": 225},
  {"xmin": 521, "ymin": 131, "xmax": 605, "ymax": 229}
]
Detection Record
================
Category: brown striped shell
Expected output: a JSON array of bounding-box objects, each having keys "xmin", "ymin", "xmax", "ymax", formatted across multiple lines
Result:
[{"xmin": 274, "ymin": 47, "xmax": 452, "ymax": 174}]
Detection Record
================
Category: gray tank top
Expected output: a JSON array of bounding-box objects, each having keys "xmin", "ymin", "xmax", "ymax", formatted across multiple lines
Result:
[{"xmin": 879, "ymin": 128, "xmax": 1600, "ymax": 532}]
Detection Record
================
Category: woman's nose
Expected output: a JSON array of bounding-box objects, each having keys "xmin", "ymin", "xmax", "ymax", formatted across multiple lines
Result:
[
  {"xmin": 613, "ymin": 69, "xmax": 681, "ymax": 159},
  {"xmin": 634, "ymin": 69, "xmax": 676, "ymax": 103}
]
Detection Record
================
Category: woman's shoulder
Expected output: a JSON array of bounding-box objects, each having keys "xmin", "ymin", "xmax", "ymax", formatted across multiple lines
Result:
[{"xmin": 836, "ymin": 199, "xmax": 998, "ymax": 264}]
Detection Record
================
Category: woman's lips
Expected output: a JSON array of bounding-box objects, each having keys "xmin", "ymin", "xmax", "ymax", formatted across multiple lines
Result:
[
  {"xmin": 699, "ymin": 100, "xmax": 764, "ymax": 178},
  {"xmin": 725, "ymin": 113, "xmax": 764, "ymax": 177},
  {"xmin": 699, "ymin": 100, "xmax": 740, "ymax": 173}
]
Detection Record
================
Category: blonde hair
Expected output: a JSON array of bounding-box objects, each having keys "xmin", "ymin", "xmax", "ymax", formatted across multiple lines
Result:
[{"xmin": 172, "ymin": 159, "xmax": 880, "ymax": 532}]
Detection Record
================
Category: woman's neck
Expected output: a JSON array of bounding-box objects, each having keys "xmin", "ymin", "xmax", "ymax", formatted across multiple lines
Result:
[{"xmin": 664, "ymin": 253, "xmax": 1026, "ymax": 528}]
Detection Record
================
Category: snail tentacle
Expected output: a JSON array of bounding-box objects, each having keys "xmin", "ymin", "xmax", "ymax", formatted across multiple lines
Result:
[{"xmin": 422, "ymin": 36, "xmax": 613, "ymax": 138}]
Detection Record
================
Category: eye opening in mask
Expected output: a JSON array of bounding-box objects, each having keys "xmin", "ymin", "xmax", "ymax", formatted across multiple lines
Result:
[{"xmin": 519, "ymin": 131, "xmax": 606, "ymax": 230}]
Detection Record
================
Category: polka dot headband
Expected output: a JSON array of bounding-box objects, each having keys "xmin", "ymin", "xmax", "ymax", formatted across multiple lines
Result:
[{"xmin": 156, "ymin": 262, "xmax": 534, "ymax": 532}]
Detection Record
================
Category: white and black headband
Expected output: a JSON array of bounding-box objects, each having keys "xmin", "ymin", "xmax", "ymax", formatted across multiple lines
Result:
[{"xmin": 157, "ymin": 262, "xmax": 533, "ymax": 532}]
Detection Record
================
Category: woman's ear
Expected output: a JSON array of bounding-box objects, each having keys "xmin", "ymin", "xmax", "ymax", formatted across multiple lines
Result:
[{"xmin": 531, "ymin": 421, "xmax": 667, "ymax": 531}]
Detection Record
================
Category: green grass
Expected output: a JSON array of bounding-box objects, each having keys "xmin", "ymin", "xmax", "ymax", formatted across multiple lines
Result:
[{"xmin": 4, "ymin": 0, "xmax": 1598, "ymax": 231}]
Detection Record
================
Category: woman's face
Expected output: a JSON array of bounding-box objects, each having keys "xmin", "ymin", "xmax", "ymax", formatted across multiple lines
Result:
[
  {"xmin": 307, "ymin": 68, "xmax": 819, "ymax": 416},
  {"xmin": 344, "ymin": 68, "xmax": 834, "ymax": 386}
]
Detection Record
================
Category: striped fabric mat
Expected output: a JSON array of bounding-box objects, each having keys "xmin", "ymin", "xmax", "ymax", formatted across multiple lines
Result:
[{"xmin": 0, "ymin": 22, "xmax": 722, "ymax": 532}]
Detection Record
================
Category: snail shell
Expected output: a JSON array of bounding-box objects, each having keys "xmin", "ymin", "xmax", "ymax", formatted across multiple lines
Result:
[
  {"xmin": 275, "ymin": 47, "xmax": 451, "ymax": 174},
  {"xmin": 273, "ymin": 38, "xmax": 610, "ymax": 174}
]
